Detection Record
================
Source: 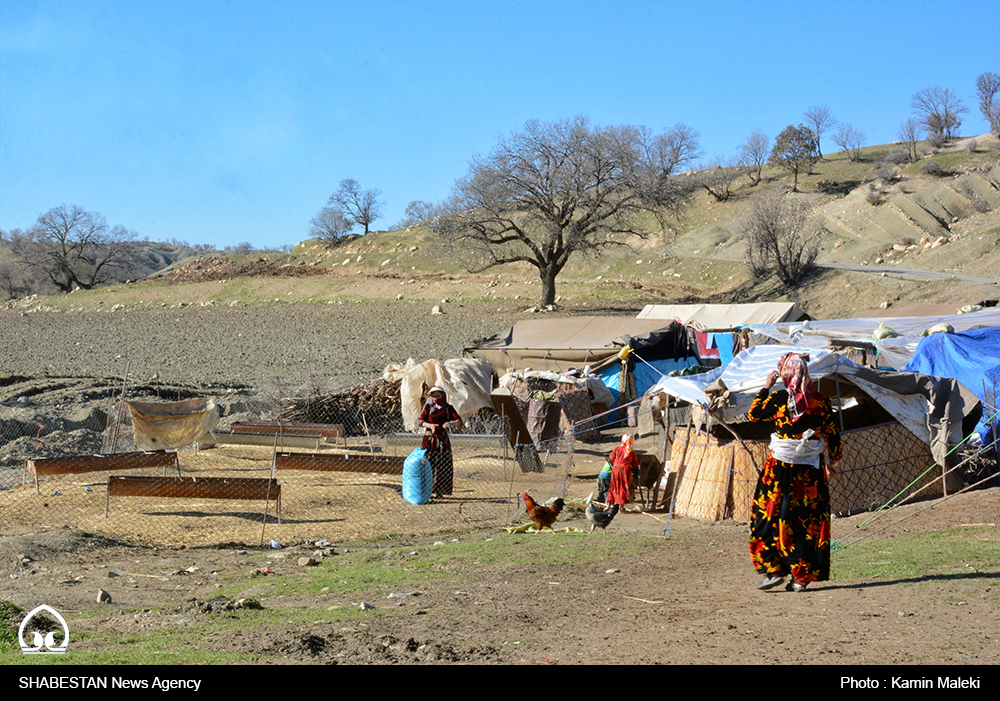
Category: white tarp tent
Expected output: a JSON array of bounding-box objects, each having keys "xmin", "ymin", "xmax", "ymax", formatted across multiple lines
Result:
[
  {"xmin": 382, "ymin": 357, "xmax": 494, "ymax": 432},
  {"xmin": 749, "ymin": 307, "xmax": 1000, "ymax": 370},
  {"xmin": 637, "ymin": 302, "xmax": 809, "ymax": 329},
  {"xmin": 645, "ymin": 344, "xmax": 980, "ymax": 463}
]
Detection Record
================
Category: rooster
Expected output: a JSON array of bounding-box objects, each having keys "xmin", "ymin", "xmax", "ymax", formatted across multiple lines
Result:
[
  {"xmin": 521, "ymin": 492, "xmax": 565, "ymax": 534},
  {"xmin": 585, "ymin": 502, "xmax": 620, "ymax": 535}
]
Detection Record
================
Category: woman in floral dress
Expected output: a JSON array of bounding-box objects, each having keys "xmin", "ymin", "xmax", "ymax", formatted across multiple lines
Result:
[
  {"xmin": 748, "ymin": 353, "xmax": 842, "ymax": 592},
  {"xmin": 418, "ymin": 385, "xmax": 463, "ymax": 498}
]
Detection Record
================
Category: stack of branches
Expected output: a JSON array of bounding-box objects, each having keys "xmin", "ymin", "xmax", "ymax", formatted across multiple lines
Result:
[{"xmin": 278, "ymin": 378, "xmax": 404, "ymax": 436}]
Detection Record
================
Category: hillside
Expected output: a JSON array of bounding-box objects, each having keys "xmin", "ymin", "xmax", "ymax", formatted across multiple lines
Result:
[{"xmin": 4, "ymin": 134, "xmax": 999, "ymax": 325}]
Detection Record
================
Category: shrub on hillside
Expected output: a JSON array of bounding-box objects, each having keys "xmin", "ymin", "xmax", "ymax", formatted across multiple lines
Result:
[{"xmin": 920, "ymin": 161, "xmax": 944, "ymax": 176}]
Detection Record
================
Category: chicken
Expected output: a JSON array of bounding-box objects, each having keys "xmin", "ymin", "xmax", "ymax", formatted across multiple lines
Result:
[
  {"xmin": 585, "ymin": 502, "xmax": 620, "ymax": 535},
  {"xmin": 521, "ymin": 492, "xmax": 565, "ymax": 533}
]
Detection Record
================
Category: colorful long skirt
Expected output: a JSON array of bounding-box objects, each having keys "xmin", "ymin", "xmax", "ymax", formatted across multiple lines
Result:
[{"xmin": 749, "ymin": 454, "xmax": 831, "ymax": 583}]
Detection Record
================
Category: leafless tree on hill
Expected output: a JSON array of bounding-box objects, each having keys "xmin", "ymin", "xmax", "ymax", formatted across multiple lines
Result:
[
  {"xmin": 309, "ymin": 205, "xmax": 354, "ymax": 243},
  {"xmin": 435, "ymin": 115, "xmax": 700, "ymax": 306},
  {"xmin": 739, "ymin": 129, "xmax": 770, "ymax": 186},
  {"xmin": 831, "ymin": 123, "xmax": 866, "ymax": 162},
  {"xmin": 11, "ymin": 205, "xmax": 141, "ymax": 294},
  {"xmin": 804, "ymin": 106, "xmax": 836, "ymax": 158},
  {"xmin": 737, "ymin": 186, "xmax": 818, "ymax": 287},
  {"xmin": 975, "ymin": 72, "xmax": 1000, "ymax": 136},
  {"xmin": 694, "ymin": 157, "xmax": 740, "ymax": 202},
  {"xmin": 897, "ymin": 118, "xmax": 921, "ymax": 163},
  {"xmin": 328, "ymin": 179, "xmax": 384, "ymax": 235},
  {"xmin": 911, "ymin": 85, "xmax": 968, "ymax": 142}
]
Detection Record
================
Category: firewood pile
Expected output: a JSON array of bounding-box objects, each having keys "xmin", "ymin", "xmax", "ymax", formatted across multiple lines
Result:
[{"xmin": 277, "ymin": 378, "xmax": 404, "ymax": 435}]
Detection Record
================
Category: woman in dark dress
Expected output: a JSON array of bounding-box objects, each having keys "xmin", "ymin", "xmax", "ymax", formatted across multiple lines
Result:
[
  {"xmin": 748, "ymin": 353, "xmax": 842, "ymax": 592},
  {"xmin": 418, "ymin": 386, "xmax": 463, "ymax": 498}
]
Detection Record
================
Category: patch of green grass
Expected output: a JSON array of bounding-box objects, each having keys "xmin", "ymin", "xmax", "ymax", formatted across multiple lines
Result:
[{"xmin": 833, "ymin": 526, "xmax": 1000, "ymax": 598}]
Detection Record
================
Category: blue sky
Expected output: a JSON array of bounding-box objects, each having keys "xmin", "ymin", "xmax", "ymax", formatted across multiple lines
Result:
[{"xmin": 2, "ymin": 0, "xmax": 998, "ymax": 249}]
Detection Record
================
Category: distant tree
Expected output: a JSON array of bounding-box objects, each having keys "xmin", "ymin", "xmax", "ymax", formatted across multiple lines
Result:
[
  {"xmin": 831, "ymin": 123, "xmax": 866, "ymax": 162},
  {"xmin": 11, "ymin": 205, "xmax": 141, "ymax": 293},
  {"xmin": 0, "ymin": 260, "xmax": 28, "ymax": 300},
  {"xmin": 739, "ymin": 129, "xmax": 770, "ymax": 186},
  {"xmin": 392, "ymin": 200, "xmax": 437, "ymax": 230},
  {"xmin": 911, "ymin": 86, "xmax": 968, "ymax": 141},
  {"xmin": 224, "ymin": 242, "xmax": 254, "ymax": 255},
  {"xmin": 435, "ymin": 115, "xmax": 700, "ymax": 306},
  {"xmin": 897, "ymin": 118, "xmax": 921, "ymax": 163},
  {"xmin": 309, "ymin": 205, "xmax": 354, "ymax": 243},
  {"xmin": 694, "ymin": 157, "xmax": 740, "ymax": 202},
  {"xmin": 804, "ymin": 106, "xmax": 837, "ymax": 158},
  {"xmin": 737, "ymin": 186, "xmax": 818, "ymax": 287},
  {"xmin": 328, "ymin": 179, "xmax": 384, "ymax": 235},
  {"xmin": 769, "ymin": 125, "xmax": 819, "ymax": 192},
  {"xmin": 975, "ymin": 71, "xmax": 1000, "ymax": 135}
]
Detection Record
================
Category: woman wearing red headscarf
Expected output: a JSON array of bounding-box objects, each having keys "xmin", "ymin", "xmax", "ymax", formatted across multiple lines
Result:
[
  {"xmin": 606, "ymin": 433, "xmax": 638, "ymax": 507},
  {"xmin": 748, "ymin": 353, "xmax": 842, "ymax": 592}
]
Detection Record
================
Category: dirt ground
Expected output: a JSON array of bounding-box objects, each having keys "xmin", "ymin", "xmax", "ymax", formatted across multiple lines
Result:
[{"xmin": 2, "ymin": 484, "xmax": 998, "ymax": 667}]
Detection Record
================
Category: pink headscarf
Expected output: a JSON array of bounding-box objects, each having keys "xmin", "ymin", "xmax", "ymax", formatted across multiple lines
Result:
[
  {"xmin": 777, "ymin": 352, "xmax": 813, "ymax": 418},
  {"xmin": 621, "ymin": 433, "xmax": 634, "ymax": 453}
]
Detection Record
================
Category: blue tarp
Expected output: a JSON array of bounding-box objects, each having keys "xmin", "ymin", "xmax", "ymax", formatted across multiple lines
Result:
[{"xmin": 901, "ymin": 327, "xmax": 1000, "ymax": 442}]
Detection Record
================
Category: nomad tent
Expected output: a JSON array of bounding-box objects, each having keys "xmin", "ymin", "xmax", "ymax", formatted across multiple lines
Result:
[
  {"xmin": 636, "ymin": 302, "xmax": 810, "ymax": 365},
  {"xmin": 749, "ymin": 306, "xmax": 1000, "ymax": 370},
  {"xmin": 644, "ymin": 344, "xmax": 981, "ymax": 520}
]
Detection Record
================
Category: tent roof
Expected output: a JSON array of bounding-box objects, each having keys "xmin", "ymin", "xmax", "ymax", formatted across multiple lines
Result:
[
  {"xmin": 637, "ymin": 302, "xmax": 809, "ymax": 328},
  {"xmin": 464, "ymin": 316, "xmax": 692, "ymax": 374},
  {"xmin": 749, "ymin": 307, "xmax": 1000, "ymax": 369},
  {"xmin": 646, "ymin": 344, "xmax": 979, "ymax": 464}
]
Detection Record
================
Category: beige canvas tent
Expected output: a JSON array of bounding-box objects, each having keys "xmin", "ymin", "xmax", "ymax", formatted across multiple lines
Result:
[
  {"xmin": 636, "ymin": 302, "xmax": 810, "ymax": 329},
  {"xmin": 463, "ymin": 316, "xmax": 700, "ymax": 375}
]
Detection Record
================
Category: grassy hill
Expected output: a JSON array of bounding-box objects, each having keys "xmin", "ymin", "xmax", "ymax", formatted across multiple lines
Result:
[{"xmin": 5, "ymin": 134, "xmax": 999, "ymax": 321}]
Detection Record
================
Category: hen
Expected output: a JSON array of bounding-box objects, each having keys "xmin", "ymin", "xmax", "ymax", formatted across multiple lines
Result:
[
  {"xmin": 521, "ymin": 492, "xmax": 565, "ymax": 534},
  {"xmin": 585, "ymin": 502, "xmax": 620, "ymax": 535}
]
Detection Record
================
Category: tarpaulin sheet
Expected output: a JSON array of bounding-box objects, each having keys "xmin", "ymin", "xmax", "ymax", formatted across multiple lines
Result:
[
  {"xmin": 383, "ymin": 357, "xmax": 493, "ymax": 432},
  {"xmin": 902, "ymin": 327, "xmax": 1000, "ymax": 441},
  {"xmin": 126, "ymin": 398, "xmax": 219, "ymax": 451}
]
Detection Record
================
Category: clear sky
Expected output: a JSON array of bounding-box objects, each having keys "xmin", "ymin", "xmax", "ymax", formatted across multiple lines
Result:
[{"xmin": 2, "ymin": 0, "xmax": 998, "ymax": 250}]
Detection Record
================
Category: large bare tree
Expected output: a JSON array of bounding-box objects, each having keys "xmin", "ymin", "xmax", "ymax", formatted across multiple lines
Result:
[
  {"xmin": 12, "ymin": 205, "xmax": 140, "ymax": 293},
  {"xmin": 975, "ymin": 71, "xmax": 1000, "ymax": 135},
  {"xmin": 328, "ymin": 179, "xmax": 384, "ymax": 235},
  {"xmin": 911, "ymin": 86, "xmax": 968, "ymax": 141},
  {"xmin": 804, "ymin": 106, "xmax": 836, "ymax": 158},
  {"xmin": 435, "ymin": 116, "xmax": 700, "ymax": 306}
]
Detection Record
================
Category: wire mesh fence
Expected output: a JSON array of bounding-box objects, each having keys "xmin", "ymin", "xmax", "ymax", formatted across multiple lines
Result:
[{"xmin": 0, "ymin": 371, "xmax": 621, "ymax": 548}]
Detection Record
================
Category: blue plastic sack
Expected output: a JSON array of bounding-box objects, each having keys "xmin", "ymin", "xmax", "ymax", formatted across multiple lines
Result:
[{"xmin": 402, "ymin": 447, "xmax": 433, "ymax": 505}]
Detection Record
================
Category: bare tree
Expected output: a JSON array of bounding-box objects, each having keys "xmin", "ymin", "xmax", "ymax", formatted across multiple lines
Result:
[
  {"xmin": 975, "ymin": 71, "xmax": 1000, "ymax": 135},
  {"xmin": 911, "ymin": 86, "xmax": 968, "ymax": 141},
  {"xmin": 739, "ymin": 129, "xmax": 770, "ymax": 186},
  {"xmin": 769, "ymin": 125, "xmax": 819, "ymax": 192},
  {"xmin": 309, "ymin": 205, "xmax": 354, "ymax": 243},
  {"xmin": 435, "ymin": 115, "xmax": 700, "ymax": 306},
  {"xmin": 804, "ymin": 106, "xmax": 836, "ymax": 158},
  {"xmin": 12, "ymin": 205, "xmax": 141, "ymax": 293},
  {"xmin": 831, "ymin": 123, "xmax": 866, "ymax": 162},
  {"xmin": 897, "ymin": 118, "xmax": 921, "ymax": 163},
  {"xmin": 328, "ymin": 179, "xmax": 384, "ymax": 235},
  {"xmin": 737, "ymin": 186, "xmax": 818, "ymax": 287},
  {"xmin": 392, "ymin": 200, "xmax": 437, "ymax": 230},
  {"xmin": 694, "ymin": 157, "xmax": 740, "ymax": 202}
]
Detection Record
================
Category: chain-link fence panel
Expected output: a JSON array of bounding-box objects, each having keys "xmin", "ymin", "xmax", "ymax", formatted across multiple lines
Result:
[{"xmin": 1, "ymin": 371, "xmax": 635, "ymax": 547}]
